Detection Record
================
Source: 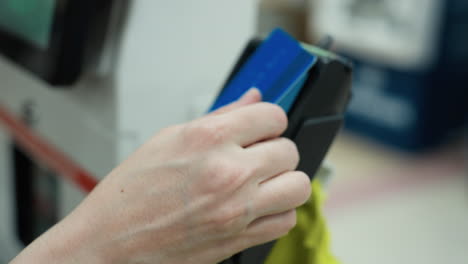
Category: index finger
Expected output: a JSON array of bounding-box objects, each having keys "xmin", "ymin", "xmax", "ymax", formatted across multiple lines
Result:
[{"xmin": 217, "ymin": 102, "xmax": 288, "ymax": 147}]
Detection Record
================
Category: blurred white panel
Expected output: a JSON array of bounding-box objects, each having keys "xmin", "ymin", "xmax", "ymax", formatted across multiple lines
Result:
[
  {"xmin": 115, "ymin": 0, "xmax": 257, "ymax": 159},
  {"xmin": 312, "ymin": 0, "xmax": 444, "ymax": 70}
]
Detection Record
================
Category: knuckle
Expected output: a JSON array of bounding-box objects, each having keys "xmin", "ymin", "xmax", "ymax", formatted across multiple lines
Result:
[
  {"xmin": 262, "ymin": 138, "xmax": 300, "ymax": 172},
  {"xmin": 281, "ymin": 138, "xmax": 300, "ymax": 167},
  {"xmin": 262, "ymin": 103, "xmax": 288, "ymax": 132},
  {"xmin": 236, "ymin": 158, "xmax": 259, "ymax": 178},
  {"xmin": 203, "ymin": 157, "xmax": 248, "ymax": 193},
  {"xmin": 211, "ymin": 206, "xmax": 248, "ymax": 234},
  {"xmin": 185, "ymin": 119, "xmax": 228, "ymax": 145}
]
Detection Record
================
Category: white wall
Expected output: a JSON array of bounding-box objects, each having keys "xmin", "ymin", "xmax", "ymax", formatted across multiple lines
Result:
[{"xmin": 115, "ymin": 0, "xmax": 257, "ymax": 159}]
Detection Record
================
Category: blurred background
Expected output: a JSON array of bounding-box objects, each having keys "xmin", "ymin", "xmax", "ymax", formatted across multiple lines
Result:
[
  {"xmin": 260, "ymin": 0, "xmax": 468, "ymax": 263},
  {"xmin": 0, "ymin": 0, "xmax": 467, "ymax": 263}
]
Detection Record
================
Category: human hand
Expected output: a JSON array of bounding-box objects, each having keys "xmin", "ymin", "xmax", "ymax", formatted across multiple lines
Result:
[{"xmin": 11, "ymin": 88, "xmax": 311, "ymax": 264}]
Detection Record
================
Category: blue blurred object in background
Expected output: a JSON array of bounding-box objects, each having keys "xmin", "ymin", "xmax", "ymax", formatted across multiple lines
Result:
[{"xmin": 314, "ymin": 0, "xmax": 468, "ymax": 151}]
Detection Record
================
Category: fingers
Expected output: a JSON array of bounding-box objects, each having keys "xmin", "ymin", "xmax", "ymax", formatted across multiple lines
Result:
[
  {"xmin": 231, "ymin": 210, "xmax": 297, "ymax": 251},
  {"xmin": 243, "ymin": 137, "xmax": 300, "ymax": 183},
  {"xmin": 209, "ymin": 88, "xmax": 262, "ymax": 116},
  {"xmin": 252, "ymin": 171, "xmax": 311, "ymax": 217},
  {"xmin": 194, "ymin": 88, "xmax": 287, "ymax": 148},
  {"xmin": 227, "ymin": 173, "xmax": 309, "ymax": 252},
  {"xmin": 216, "ymin": 102, "xmax": 288, "ymax": 147}
]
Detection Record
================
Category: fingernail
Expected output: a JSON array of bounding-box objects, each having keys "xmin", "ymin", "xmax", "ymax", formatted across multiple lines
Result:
[{"xmin": 239, "ymin": 87, "xmax": 261, "ymax": 101}]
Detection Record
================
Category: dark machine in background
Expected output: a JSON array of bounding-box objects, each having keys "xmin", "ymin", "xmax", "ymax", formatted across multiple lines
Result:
[{"xmin": 0, "ymin": 0, "xmax": 114, "ymax": 86}]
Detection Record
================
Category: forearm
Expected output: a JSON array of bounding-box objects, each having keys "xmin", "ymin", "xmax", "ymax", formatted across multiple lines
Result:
[{"xmin": 10, "ymin": 211, "xmax": 105, "ymax": 264}]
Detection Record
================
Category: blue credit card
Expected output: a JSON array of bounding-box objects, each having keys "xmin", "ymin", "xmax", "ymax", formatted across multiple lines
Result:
[{"xmin": 209, "ymin": 28, "xmax": 317, "ymax": 113}]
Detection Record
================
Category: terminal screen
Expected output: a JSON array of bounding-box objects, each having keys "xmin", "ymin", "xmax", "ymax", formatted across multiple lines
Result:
[{"xmin": 0, "ymin": 0, "xmax": 56, "ymax": 49}]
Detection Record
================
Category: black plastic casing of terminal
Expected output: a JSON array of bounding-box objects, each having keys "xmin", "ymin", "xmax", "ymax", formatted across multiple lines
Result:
[{"xmin": 219, "ymin": 39, "xmax": 353, "ymax": 264}]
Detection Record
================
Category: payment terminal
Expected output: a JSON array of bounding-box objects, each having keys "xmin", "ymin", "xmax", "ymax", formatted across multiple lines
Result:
[{"xmin": 211, "ymin": 29, "xmax": 352, "ymax": 264}]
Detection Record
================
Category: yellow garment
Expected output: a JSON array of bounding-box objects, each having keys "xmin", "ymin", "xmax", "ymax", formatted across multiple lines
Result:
[{"xmin": 265, "ymin": 179, "xmax": 339, "ymax": 264}]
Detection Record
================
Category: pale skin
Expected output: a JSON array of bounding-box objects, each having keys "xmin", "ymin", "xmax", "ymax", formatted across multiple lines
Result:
[{"xmin": 10, "ymin": 88, "xmax": 312, "ymax": 264}]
